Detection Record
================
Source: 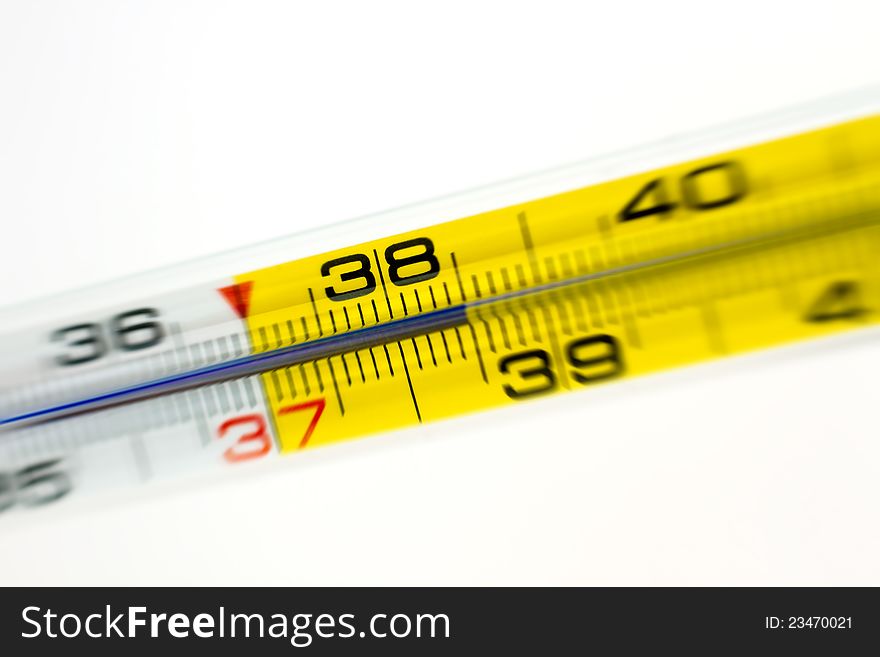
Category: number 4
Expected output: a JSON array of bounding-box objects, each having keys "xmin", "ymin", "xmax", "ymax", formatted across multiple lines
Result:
[{"xmin": 805, "ymin": 281, "xmax": 867, "ymax": 323}]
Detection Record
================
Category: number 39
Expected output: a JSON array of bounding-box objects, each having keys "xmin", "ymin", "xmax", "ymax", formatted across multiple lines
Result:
[{"xmin": 498, "ymin": 334, "xmax": 625, "ymax": 399}]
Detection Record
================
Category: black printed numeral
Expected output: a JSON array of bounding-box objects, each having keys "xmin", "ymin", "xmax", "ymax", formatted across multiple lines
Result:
[
  {"xmin": 0, "ymin": 460, "xmax": 72, "ymax": 513},
  {"xmin": 53, "ymin": 308, "xmax": 165, "ymax": 366},
  {"xmin": 322, "ymin": 237, "xmax": 440, "ymax": 301},
  {"xmin": 619, "ymin": 161, "xmax": 747, "ymax": 223},
  {"xmin": 499, "ymin": 334, "xmax": 625, "ymax": 399},
  {"xmin": 499, "ymin": 349, "xmax": 557, "ymax": 398},
  {"xmin": 322, "ymin": 254, "xmax": 377, "ymax": 301},
  {"xmin": 805, "ymin": 281, "xmax": 867, "ymax": 323},
  {"xmin": 51, "ymin": 323, "xmax": 107, "ymax": 366},
  {"xmin": 384, "ymin": 237, "xmax": 440, "ymax": 286}
]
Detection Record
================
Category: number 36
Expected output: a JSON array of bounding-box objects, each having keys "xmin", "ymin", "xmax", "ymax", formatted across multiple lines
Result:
[{"xmin": 51, "ymin": 308, "xmax": 165, "ymax": 366}]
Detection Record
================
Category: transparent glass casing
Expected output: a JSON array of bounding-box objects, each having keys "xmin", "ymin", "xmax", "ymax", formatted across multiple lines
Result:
[
  {"xmin": 3, "ymin": 85, "xmax": 880, "ymax": 331},
  {"xmin": 2, "ymin": 85, "xmax": 880, "ymax": 514}
]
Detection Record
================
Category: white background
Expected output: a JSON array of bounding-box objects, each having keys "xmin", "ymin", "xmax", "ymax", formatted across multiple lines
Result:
[{"xmin": 1, "ymin": 1, "xmax": 879, "ymax": 585}]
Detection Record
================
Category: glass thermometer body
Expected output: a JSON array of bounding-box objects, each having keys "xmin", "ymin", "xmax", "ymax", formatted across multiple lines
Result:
[{"xmin": 2, "ymin": 87, "xmax": 880, "ymax": 514}]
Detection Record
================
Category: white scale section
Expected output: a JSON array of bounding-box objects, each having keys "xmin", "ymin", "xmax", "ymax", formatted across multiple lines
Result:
[{"xmin": 0, "ymin": 278, "xmax": 277, "ymax": 515}]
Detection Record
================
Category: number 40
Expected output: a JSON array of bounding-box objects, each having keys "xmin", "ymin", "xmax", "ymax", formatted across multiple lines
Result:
[{"xmin": 619, "ymin": 161, "xmax": 747, "ymax": 223}]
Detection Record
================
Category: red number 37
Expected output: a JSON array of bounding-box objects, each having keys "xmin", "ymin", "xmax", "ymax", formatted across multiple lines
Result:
[{"xmin": 217, "ymin": 399, "xmax": 326, "ymax": 463}]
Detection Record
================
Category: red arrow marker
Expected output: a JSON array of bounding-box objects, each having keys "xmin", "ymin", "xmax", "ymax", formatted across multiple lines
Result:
[{"xmin": 219, "ymin": 281, "xmax": 253, "ymax": 319}]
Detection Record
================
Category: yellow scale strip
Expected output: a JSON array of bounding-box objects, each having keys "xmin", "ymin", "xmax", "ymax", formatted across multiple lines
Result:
[{"xmin": 234, "ymin": 115, "xmax": 880, "ymax": 452}]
